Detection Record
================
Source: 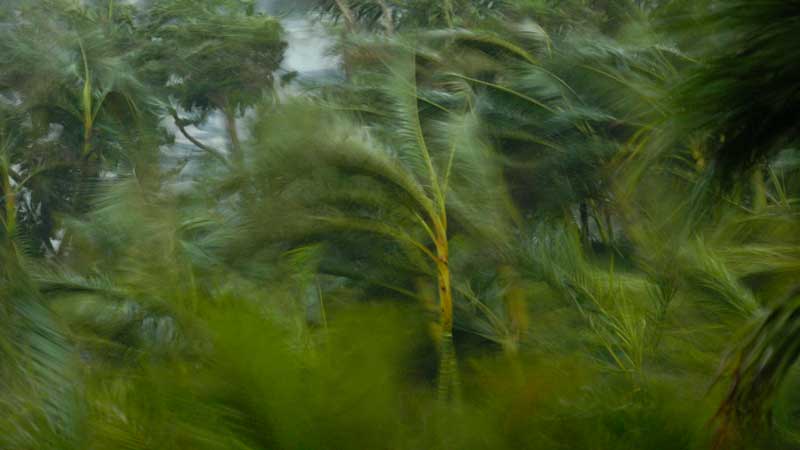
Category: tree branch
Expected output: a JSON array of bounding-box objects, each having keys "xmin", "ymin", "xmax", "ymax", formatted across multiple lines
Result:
[{"xmin": 170, "ymin": 112, "xmax": 230, "ymax": 166}]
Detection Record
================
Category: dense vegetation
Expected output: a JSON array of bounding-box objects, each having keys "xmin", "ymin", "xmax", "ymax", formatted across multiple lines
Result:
[{"xmin": 1, "ymin": 1, "xmax": 799, "ymax": 448}]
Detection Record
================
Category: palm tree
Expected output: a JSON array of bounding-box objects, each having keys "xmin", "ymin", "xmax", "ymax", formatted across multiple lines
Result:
[
  {"xmin": 0, "ymin": 0, "xmax": 161, "ymax": 252},
  {"xmin": 546, "ymin": 1, "xmax": 800, "ymax": 445},
  {"xmin": 625, "ymin": 1, "xmax": 800, "ymax": 445},
  {"xmin": 415, "ymin": 2, "xmax": 681, "ymax": 250},
  {"xmin": 236, "ymin": 55, "xmax": 514, "ymax": 399},
  {"xmin": 671, "ymin": 0, "xmax": 800, "ymax": 180}
]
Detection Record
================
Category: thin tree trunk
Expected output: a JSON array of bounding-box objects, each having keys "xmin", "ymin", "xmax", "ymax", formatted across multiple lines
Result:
[
  {"xmin": 316, "ymin": 277, "xmax": 328, "ymax": 330},
  {"xmin": 377, "ymin": 0, "xmax": 394, "ymax": 34},
  {"xmin": 82, "ymin": 127, "xmax": 93, "ymax": 159},
  {"xmin": 334, "ymin": 0, "xmax": 356, "ymax": 33},
  {"xmin": 751, "ymin": 167, "xmax": 767, "ymax": 211},
  {"xmin": 223, "ymin": 105, "xmax": 242, "ymax": 165},
  {"xmin": 443, "ymin": 0, "xmax": 454, "ymax": 27},
  {"xmin": 579, "ymin": 200, "xmax": 590, "ymax": 248},
  {"xmin": 499, "ymin": 265, "xmax": 527, "ymax": 358},
  {"xmin": 332, "ymin": 0, "xmax": 357, "ymax": 79}
]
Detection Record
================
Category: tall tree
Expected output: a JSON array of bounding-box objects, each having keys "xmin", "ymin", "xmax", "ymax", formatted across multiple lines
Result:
[
  {"xmin": 0, "ymin": 0, "xmax": 160, "ymax": 253},
  {"xmin": 139, "ymin": 0, "xmax": 286, "ymax": 166},
  {"xmin": 237, "ymin": 56, "xmax": 514, "ymax": 399}
]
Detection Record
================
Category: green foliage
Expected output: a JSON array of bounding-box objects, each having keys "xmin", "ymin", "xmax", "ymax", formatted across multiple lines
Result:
[
  {"xmin": 1, "ymin": 0, "xmax": 800, "ymax": 449},
  {"xmin": 672, "ymin": 0, "xmax": 800, "ymax": 178},
  {"xmin": 140, "ymin": 0, "xmax": 286, "ymax": 115},
  {"xmin": 313, "ymin": 0, "xmax": 511, "ymax": 31}
]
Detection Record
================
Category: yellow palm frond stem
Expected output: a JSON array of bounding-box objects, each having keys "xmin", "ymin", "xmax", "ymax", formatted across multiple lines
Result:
[{"xmin": 0, "ymin": 160, "xmax": 15, "ymax": 238}]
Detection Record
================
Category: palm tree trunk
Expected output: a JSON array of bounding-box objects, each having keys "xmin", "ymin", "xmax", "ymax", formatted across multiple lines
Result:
[
  {"xmin": 435, "ymin": 240, "xmax": 459, "ymax": 401},
  {"xmin": 74, "ymin": 41, "xmax": 97, "ymax": 216},
  {"xmin": 74, "ymin": 156, "xmax": 99, "ymax": 215},
  {"xmin": 223, "ymin": 105, "xmax": 242, "ymax": 165},
  {"xmin": 605, "ymin": 206, "xmax": 614, "ymax": 244},
  {"xmin": 78, "ymin": 118, "xmax": 96, "ymax": 214}
]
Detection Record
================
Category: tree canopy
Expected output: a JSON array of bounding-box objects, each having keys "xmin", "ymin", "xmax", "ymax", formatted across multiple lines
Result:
[{"xmin": 1, "ymin": 1, "xmax": 800, "ymax": 449}]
